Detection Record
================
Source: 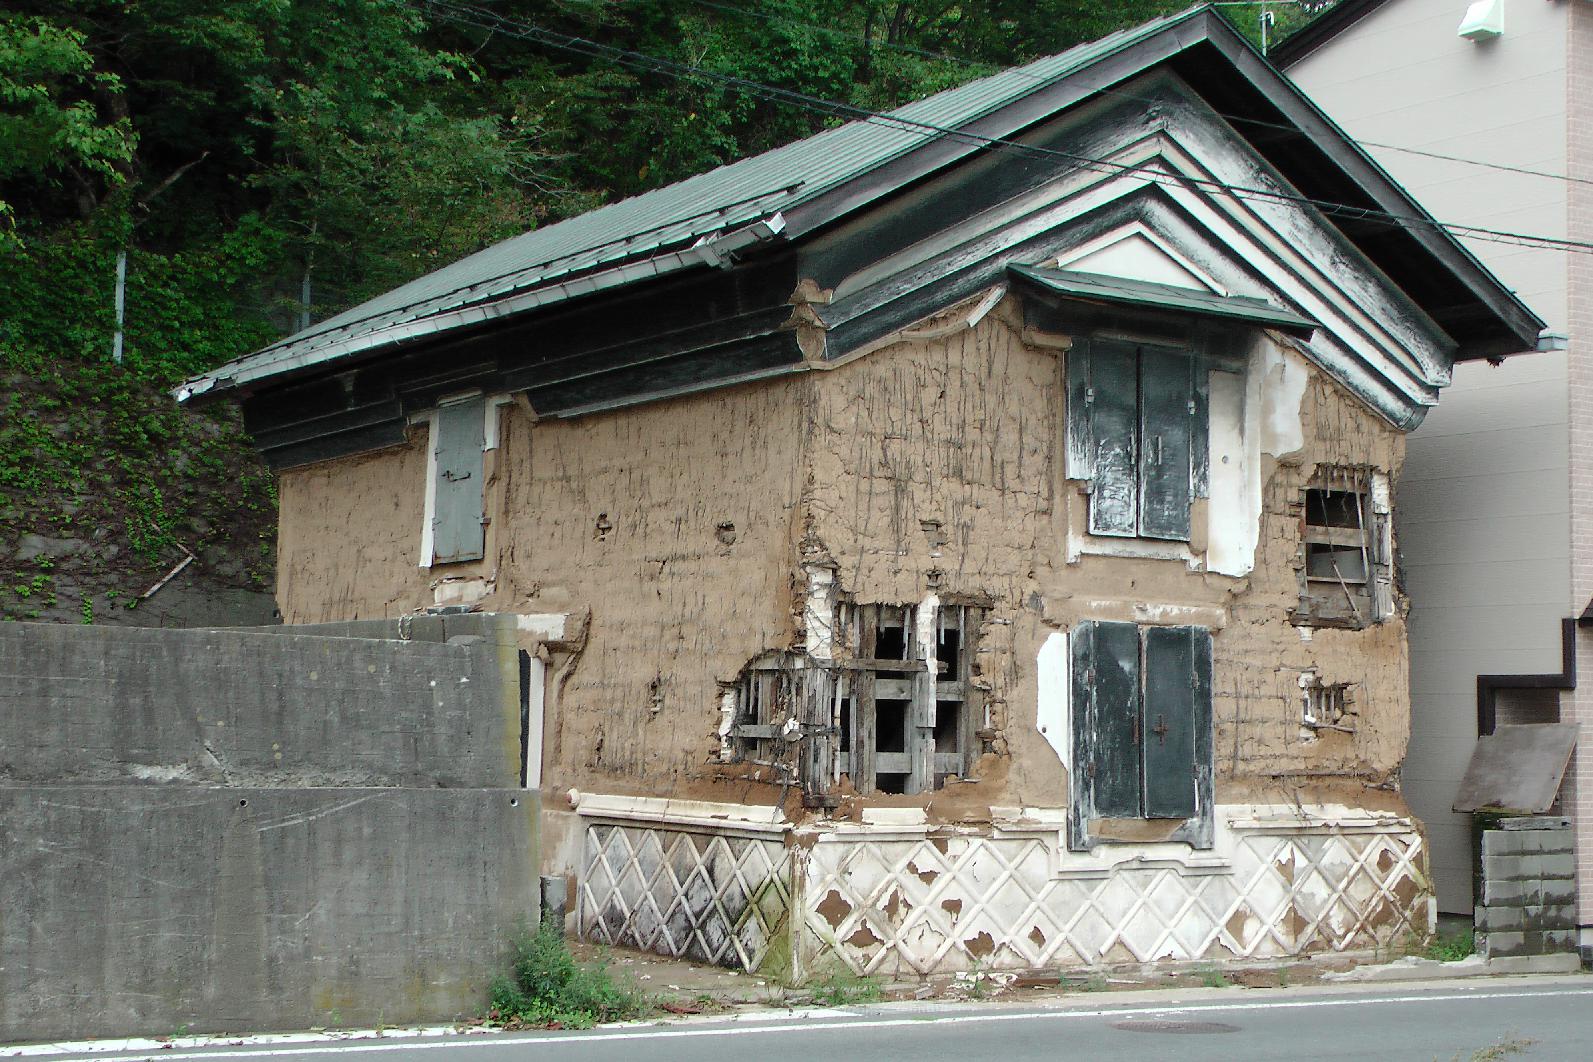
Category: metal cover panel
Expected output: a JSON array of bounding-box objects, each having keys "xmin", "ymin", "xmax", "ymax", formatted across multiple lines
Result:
[
  {"xmin": 1142, "ymin": 625, "xmax": 1199, "ymax": 819},
  {"xmin": 1075, "ymin": 620, "xmax": 1142, "ymax": 818},
  {"xmin": 432, "ymin": 399, "xmax": 486, "ymax": 564},
  {"xmin": 1086, "ymin": 343, "xmax": 1139, "ymax": 537},
  {"xmin": 1138, "ymin": 346, "xmax": 1194, "ymax": 541},
  {"xmin": 1011, "ymin": 265, "xmax": 1320, "ymax": 337},
  {"xmin": 1453, "ymin": 724, "xmax": 1577, "ymax": 814}
]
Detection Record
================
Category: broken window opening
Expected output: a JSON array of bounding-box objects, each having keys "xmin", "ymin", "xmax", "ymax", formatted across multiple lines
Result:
[
  {"xmin": 724, "ymin": 604, "xmax": 985, "ymax": 803},
  {"xmin": 1293, "ymin": 467, "xmax": 1391, "ymax": 629},
  {"xmin": 1301, "ymin": 673, "xmax": 1356, "ymax": 734},
  {"xmin": 843, "ymin": 602, "xmax": 985, "ymax": 797}
]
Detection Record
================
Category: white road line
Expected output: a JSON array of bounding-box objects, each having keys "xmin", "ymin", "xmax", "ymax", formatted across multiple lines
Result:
[{"xmin": 15, "ymin": 986, "xmax": 1593, "ymax": 1061}]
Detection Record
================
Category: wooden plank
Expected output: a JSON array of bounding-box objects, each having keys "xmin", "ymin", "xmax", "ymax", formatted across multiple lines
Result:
[
  {"xmin": 856, "ymin": 606, "xmax": 877, "ymax": 794},
  {"xmin": 957, "ymin": 606, "xmax": 981, "ymax": 778},
  {"xmin": 1085, "ymin": 620, "xmax": 1143, "ymax": 818},
  {"xmin": 875, "ymin": 679, "xmax": 914, "ymax": 701},
  {"xmin": 846, "ymin": 658, "xmax": 939, "ymax": 673},
  {"xmin": 1453, "ymin": 724, "xmax": 1578, "ymax": 814},
  {"xmin": 908, "ymin": 604, "xmax": 932, "ymax": 796}
]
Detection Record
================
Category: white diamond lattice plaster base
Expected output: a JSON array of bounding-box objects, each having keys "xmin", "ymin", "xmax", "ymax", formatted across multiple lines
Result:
[{"xmin": 577, "ymin": 801, "xmax": 1433, "ymax": 979}]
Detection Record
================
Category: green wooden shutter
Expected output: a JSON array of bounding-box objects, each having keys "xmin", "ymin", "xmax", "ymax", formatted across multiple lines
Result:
[
  {"xmin": 1137, "ymin": 347, "xmax": 1194, "ymax": 541},
  {"xmin": 1085, "ymin": 343, "xmax": 1139, "ymax": 537},
  {"xmin": 1072, "ymin": 619, "xmax": 1142, "ymax": 818},
  {"xmin": 1141, "ymin": 625, "xmax": 1213, "ymax": 819},
  {"xmin": 432, "ymin": 398, "xmax": 486, "ymax": 564}
]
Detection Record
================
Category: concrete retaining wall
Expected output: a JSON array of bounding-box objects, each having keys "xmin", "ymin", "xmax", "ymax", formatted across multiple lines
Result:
[
  {"xmin": 0, "ymin": 621, "xmax": 524, "ymax": 788},
  {"xmin": 0, "ymin": 620, "xmax": 538, "ymax": 1043}
]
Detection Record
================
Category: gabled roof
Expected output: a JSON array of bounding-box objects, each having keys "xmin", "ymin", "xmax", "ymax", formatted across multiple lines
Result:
[
  {"xmin": 178, "ymin": 2, "xmax": 1539, "ymax": 406},
  {"xmin": 1268, "ymin": 1, "xmax": 1388, "ymax": 68}
]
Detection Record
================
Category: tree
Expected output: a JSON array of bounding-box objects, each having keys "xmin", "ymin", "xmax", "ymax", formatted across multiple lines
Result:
[{"xmin": 0, "ymin": 13, "xmax": 132, "ymax": 246}]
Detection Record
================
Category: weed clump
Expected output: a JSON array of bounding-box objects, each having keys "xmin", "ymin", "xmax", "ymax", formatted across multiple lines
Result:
[
  {"xmin": 1425, "ymin": 929, "xmax": 1476, "ymax": 963},
  {"xmin": 488, "ymin": 919, "xmax": 649, "ymax": 1029},
  {"xmin": 809, "ymin": 969, "xmax": 884, "ymax": 1006}
]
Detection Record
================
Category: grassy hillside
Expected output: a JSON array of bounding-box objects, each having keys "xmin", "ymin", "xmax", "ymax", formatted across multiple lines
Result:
[{"xmin": 0, "ymin": 229, "xmax": 279, "ymax": 626}]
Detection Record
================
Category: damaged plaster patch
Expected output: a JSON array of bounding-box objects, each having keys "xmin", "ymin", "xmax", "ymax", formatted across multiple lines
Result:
[
  {"xmin": 1035, "ymin": 632, "xmax": 1069, "ymax": 769},
  {"xmin": 816, "ymin": 889, "xmax": 852, "ymax": 928},
  {"xmin": 803, "ymin": 559, "xmax": 839, "ymax": 661},
  {"xmin": 1260, "ymin": 343, "xmax": 1310, "ymax": 461}
]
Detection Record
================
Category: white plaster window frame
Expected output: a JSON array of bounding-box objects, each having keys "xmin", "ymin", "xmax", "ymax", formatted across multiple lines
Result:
[
  {"xmin": 414, "ymin": 392, "xmax": 514, "ymax": 569},
  {"xmin": 572, "ymin": 792, "xmax": 791, "ymax": 838}
]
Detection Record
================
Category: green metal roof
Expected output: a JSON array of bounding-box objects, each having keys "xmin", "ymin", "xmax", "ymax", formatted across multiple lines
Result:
[
  {"xmin": 1010, "ymin": 265, "xmax": 1321, "ymax": 337},
  {"xmin": 177, "ymin": 5, "xmax": 1208, "ymax": 402}
]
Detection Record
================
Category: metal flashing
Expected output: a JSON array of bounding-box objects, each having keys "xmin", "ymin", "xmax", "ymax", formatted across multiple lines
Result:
[{"xmin": 1010, "ymin": 264, "xmax": 1320, "ymax": 337}]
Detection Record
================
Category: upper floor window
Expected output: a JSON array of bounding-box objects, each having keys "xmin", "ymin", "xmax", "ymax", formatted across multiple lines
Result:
[
  {"xmin": 424, "ymin": 394, "xmax": 487, "ymax": 566},
  {"xmin": 1292, "ymin": 467, "xmax": 1392, "ymax": 628},
  {"xmin": 1065, "ymin": 339, "xmax": 1207, "ymax": 541}
]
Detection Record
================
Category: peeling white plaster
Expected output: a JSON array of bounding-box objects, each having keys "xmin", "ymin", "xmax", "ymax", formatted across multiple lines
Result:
[
  {"xmin": 717, "ymin": 689, "xmax": 738, "ymax": 761},
  {"xmin": 803, "ymin": 563, "xmax": 838, "ymax": 661},
  {"xmin": 524, "ymin": 654, "xmax": 545, "ymax": 789},
  {"xmin": 432, "ymin": 576, "xmax": 490, "ymax": 607},
  {"xmin": 1260, "ymin": 344, "xmax": 1310, "ymax": 460},
  {"xmin": 1131, "ymin": 602, "xmax": 1223, "ymax": 626},
  {"xmin": 1035, "ymin": 632, "xmax": 1070, "ymax": 769},
  {"xmin": 515, "ymin": 612, "xmax": 569, "ymax": 640},
  {"xmin": 574, "ymin": 792, "xmax": 790, "ymax": 834},
  {"xmin": 1206, "ymin": 367, "xmax": 1253, "ymax": 577}
]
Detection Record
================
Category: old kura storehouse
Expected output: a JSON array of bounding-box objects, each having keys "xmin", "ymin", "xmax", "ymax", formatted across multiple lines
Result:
[{"xmin": 182, "ymin": 6, "xmax": 1543, "ymax": 979}]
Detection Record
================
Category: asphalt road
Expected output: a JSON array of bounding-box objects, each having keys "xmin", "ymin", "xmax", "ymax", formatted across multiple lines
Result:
[{"xmin": 15, "ymin": 979, "xmax": 1593, "ymax": 1062}]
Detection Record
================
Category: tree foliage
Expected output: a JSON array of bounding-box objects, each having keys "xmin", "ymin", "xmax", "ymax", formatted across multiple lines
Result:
[{"xmin": 0, "ymin": 1, "xmax": 1334, "ymax": 618}]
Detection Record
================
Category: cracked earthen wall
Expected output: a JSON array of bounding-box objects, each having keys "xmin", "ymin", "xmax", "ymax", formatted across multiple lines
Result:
[
  {"xmin": 276, "ymin": 378, "xmax": 809, "ymax": 801},
  {"xmin": 275, "ymin": 300, "xmax": 1412, "ymax": 818},
  {"xmin": 803, "ymin": 302, "xmax": 1409, "ymax": 820}
]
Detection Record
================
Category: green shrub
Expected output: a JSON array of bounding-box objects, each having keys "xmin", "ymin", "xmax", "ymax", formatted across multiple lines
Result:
[{"xmin": 487, "ymin": 918, "xmax": 649, "ymax": 1029}]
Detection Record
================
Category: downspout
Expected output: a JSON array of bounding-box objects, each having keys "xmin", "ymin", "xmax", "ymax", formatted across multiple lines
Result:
[{"xmin": 1475, "ymin": 617, "xmax": 1581, "ymax": 737}]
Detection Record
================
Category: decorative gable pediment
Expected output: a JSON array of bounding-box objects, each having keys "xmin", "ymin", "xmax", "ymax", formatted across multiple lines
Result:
[{"xmin": 803, "ymin": 74, "xmax": 1456, "ymax": 428}]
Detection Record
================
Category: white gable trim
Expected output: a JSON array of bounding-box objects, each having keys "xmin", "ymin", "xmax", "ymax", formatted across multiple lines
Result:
[{"xmin": 1055, "ymin": 223, "xmax": 1225, "ymax": 294}]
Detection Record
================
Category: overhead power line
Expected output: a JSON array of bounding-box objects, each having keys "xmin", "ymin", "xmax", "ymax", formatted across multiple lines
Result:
[
  {"xmin": 689, "ymin": 0, "xmax": 1593, "ymax": 192},
  {"xmin": 421, "ymin": 0, "xmax": 1593, "ymax": 259}
]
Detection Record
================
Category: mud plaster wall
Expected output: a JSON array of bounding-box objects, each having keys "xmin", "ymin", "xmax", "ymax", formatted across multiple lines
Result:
[
  {"xmin": 803, "ymin": 304, "xmax": 1411, "ymax": 818},
  {"xmin": 274, "ymin": 305, "xmax": 1412, "ymax": 818},
  {"xmin": 275, "ymin": 379, "xmax": 809, "ymax": 800}
]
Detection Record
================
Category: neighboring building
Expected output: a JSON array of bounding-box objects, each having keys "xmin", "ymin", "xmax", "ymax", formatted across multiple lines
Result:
[
  {"xmin": 1276, "ymin": 0, "xmax": 1590, "ymax": 940},
  {"xmin": 181, "ymin": 6, "xmax": 1541, "ymax": 978}
]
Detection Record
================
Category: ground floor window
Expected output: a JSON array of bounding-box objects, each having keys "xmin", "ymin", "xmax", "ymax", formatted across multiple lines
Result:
[
  {"xmin": 1069, "ymin": 619, "xmax": 1213, "ymax": 849},
  {"xmin": 725, "ymin": 601, "xmax": 985, "ymax": 803}
]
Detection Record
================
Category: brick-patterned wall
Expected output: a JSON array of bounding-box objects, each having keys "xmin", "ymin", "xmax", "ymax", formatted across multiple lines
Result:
[{"xmin": 1566, "ymin": 0, "xmax": 1593, "ymax": 929}]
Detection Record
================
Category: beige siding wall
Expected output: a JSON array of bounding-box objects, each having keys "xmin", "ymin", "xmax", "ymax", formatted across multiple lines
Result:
[
  {"xmin": 1565, "ymin": 0, "xmax": 1593, "ymax": 928},
  {"xmin": 1288, "ymin": 0, "xmax": 1571, "ymax": 913}
]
